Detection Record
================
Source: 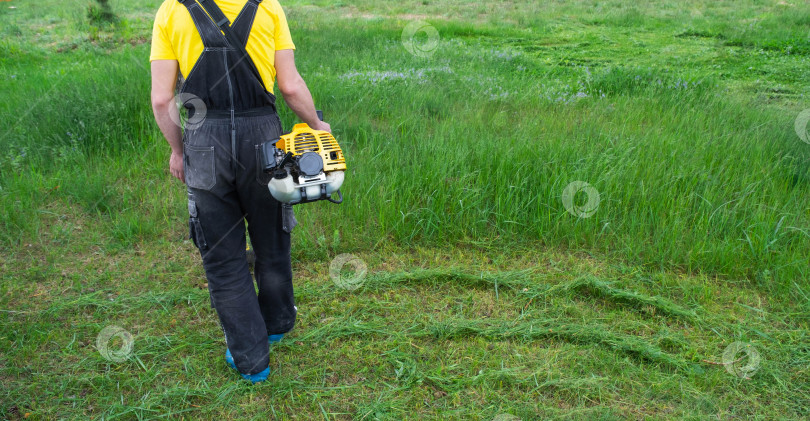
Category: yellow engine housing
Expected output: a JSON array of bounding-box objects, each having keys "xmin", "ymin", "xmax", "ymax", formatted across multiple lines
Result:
[{"xmin": 276, "ymin": 123, "xmax": 347, "ymax": 171}]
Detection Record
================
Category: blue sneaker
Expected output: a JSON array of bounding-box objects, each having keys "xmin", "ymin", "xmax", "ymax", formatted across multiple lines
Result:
[
  {"xmin": 225, "ymin": 348, "xmax": 235, "ymax": 369},
  {"xmin": 224, "ymin": 335, "xmax": 283, "ymax": 383},
  {"xmin": 240, "ymin": 367, "xmax": 270, "ymax": 384},
  {"xmin": 226, "ymin": 334, "xmax": 284, "ymax": 364},
  {"xmin": 224, "ymin": 349, "xmax": 270, "ymax": 383}
]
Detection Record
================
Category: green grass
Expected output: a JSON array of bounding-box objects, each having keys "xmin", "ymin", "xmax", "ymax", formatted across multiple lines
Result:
[{"xmin": 1, "ymin": 0, "xmax": 809, "ymax": 419}]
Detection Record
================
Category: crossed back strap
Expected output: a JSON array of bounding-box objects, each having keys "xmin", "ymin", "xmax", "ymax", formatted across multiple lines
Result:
[{"xmin": 178, "ymin": 0, "xmax": 266, "ymax": 86}]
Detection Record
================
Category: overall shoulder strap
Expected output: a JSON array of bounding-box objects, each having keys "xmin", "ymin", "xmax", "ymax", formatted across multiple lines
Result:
[
  {"xmin": 232, "ymin": 0, "xmax": 263, "ymax": 46},
  {"xmin": 186, "ymin": 0, "xmax": 266, "ymax": 86},
  {"xmin": 177, "ymin": 0, "xmax": 229, "ymax": 47}
]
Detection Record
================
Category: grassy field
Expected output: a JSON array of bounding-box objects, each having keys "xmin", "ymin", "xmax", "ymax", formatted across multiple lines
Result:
[{"xmin": 1, "ymin": 0, "xmax": 809, "ymax": 419}]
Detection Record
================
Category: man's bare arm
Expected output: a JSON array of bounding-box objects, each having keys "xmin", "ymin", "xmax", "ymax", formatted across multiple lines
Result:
[
  {"xmin": 150, "ymin": 59, "xmax": 185, "ymax": 183},
  {"xmin": 275, "ymin": 49, "xmax": 331, "ymax": 133}
]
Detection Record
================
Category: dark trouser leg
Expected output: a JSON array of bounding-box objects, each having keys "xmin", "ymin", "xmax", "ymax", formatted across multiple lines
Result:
[
  {"xmin": 192, "ymin": 188, "xmax": 269, "ymax": 375},
  {"xmin": 236, "ymin": 115, "xmax": 296, "ymax": 335},
  {"xmin": 184, "ymin": 122, "xmax": 270, "ymax": 376},
  {"xmin": 243, "ymin": 180, "xmax": 295, "ymax": 335}
]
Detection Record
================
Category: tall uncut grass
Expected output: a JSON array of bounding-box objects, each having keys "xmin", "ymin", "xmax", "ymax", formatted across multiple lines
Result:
[{"xmin": 1, "ymin": 1, "xmax": 808, "ymax": 293}]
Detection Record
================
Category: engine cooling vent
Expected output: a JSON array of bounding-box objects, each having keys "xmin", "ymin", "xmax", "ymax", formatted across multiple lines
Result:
[
  {"xmin": 292, "ymin": 132, "xmax": 319, "ymax": 153},
  {"xmin": 278, "ymin": 123, "xmax": 347, "ymax": 172}
]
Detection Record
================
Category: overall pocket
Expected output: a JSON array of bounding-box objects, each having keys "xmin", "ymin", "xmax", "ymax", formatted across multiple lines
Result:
[
  {"xmin": 281, "ymin": 203, "xmax": 297, "ymax": 234},
  {"xmin": 189, "ymin": 217, "xmax": 209, "ymax": 250},
  {"xmin": 184, "ymin": 144, "xmax": 216, "ymax": 190},
  {"xmin": 187, "ymin": 198, "xmax": 209, "ymax": 250},
  {"xmin": 255, "ymin": 143, "xmax": 273, "ymax": 185}
]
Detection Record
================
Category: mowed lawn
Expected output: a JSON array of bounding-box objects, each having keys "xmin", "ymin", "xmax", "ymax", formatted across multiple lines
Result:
[{"xmin": 1, "ymin": 0, "xmax": 809, "ymax": 419}]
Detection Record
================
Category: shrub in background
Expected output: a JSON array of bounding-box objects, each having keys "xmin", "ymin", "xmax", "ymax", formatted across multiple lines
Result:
[{"xmin": 87, "ymin": 0, "xmax": 117, "ymax": 25}]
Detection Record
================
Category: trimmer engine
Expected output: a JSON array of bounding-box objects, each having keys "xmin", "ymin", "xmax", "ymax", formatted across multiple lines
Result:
[{"xmin": 260, "ymin": 113, "xmax": 346, "ymax": 205}]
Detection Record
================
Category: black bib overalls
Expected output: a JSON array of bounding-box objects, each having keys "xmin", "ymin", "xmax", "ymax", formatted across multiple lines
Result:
[{"xmin": 178, "ymin": 0, "xmax": 295, "ymax": 376}]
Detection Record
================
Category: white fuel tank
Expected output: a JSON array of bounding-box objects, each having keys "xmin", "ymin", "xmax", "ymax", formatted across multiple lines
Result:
[{"xmin": 268, "ymin": 171, "xmax": 344, "ymax": 204}]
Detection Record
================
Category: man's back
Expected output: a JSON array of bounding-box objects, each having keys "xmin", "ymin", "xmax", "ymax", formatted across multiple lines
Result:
[{"xmin": 150, "ymin": 0, "xmax": 295, "ymax": 93}]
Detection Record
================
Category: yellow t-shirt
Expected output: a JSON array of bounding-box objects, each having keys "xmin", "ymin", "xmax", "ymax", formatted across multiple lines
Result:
[{"xmin": 150, "ymin": 0, "xmax": 295, "ymax": 94}]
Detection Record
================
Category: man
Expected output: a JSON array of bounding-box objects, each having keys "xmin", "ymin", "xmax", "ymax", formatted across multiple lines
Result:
[{"xmin": 149, "ymin": 0, "xmax": 329, "ymax": 383}]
